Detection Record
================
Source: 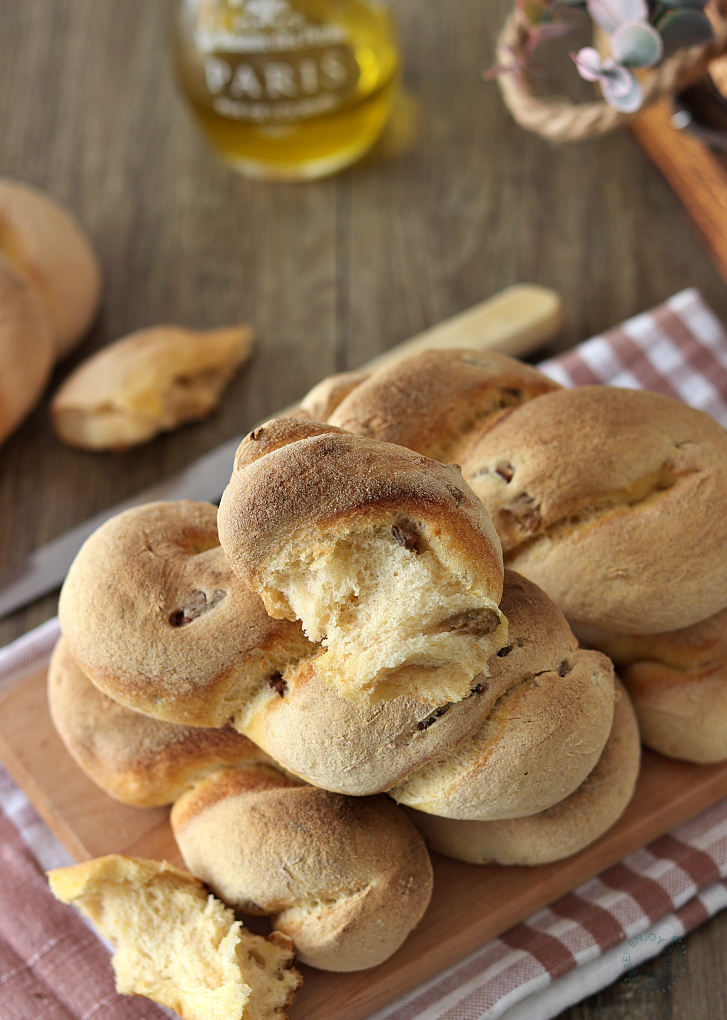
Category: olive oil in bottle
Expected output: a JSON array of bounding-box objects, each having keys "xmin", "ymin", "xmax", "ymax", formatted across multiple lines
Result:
[{"xmin": 173, "ymin": 0, "xmax": 399, "ymax": 180}]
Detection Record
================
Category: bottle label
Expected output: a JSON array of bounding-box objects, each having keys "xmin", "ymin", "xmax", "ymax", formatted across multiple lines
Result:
[{"xmin": 195, "ymin": 0, "xmax": 360, "ymax": 124}]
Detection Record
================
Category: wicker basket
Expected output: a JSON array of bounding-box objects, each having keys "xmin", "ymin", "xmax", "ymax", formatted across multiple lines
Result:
[{"xmin": 495, "ymin": 5, "xmax": 727, "ymax": 142}]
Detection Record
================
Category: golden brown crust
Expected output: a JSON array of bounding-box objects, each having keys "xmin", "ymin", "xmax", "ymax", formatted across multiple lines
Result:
[
  {"xmin": 298, "ymin": 370, "xmax": 370, "ymax": 422},
  {"xmin": 0, "ymin": 253, "xmax": 55, "ymax": 444},
  {"xmin": 239, "ymin": 655, "xmax": 503, "ymax": 795},
  {"xmin": 0, "ymin": 178, "xmax": 100, "ymax": 357},
  {"xmin": 409, "ymin": 679, "xmax": 640, "ymax": 865},
  {"xmin": 219, "ymin": 421, "xmax": 506, "ymax": 706},
  {"xmin": 389, "ymin": 572, "xmax": 616, "ymax": 819},
  {"xmin": 47, "ymin": 637, "xmax": 278, "ymax": 807},
  {"xmin": 172, "ymin": 778, "xmax": 433, "ymax": 971},
  {"xmin": 327, "ymin": 349, "xmax": 559, "ymax": 462},
  {"xmin": 58, "ymin": 501, "xmax": 315, "ymax": 727},
  {"xmin": 220, "ymin": 420, "xmax": 503, "ymax": 597},
  {"xmin": 462, "ymin": 386, "xmax": 727, "ymax": 632},
  {"xmin": 574, "ymin": 613, "xmax": 727, "ymax": 763}
]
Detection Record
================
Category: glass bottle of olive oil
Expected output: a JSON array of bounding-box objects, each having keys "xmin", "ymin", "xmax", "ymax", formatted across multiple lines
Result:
[{"xmin": 173, "ymin": 0, "xmax": 399, "ymax": 180}]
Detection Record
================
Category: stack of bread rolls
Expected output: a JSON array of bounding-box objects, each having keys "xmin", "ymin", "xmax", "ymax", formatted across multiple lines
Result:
[{"xmin": 58, "ymin": 345, "xmax": 719, "ymax": 1008}]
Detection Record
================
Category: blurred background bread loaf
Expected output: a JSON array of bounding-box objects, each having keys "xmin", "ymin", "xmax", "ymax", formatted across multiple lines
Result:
[{"xmin": 0, "ymin": 178, "xmax": 101, "ymax": 445}]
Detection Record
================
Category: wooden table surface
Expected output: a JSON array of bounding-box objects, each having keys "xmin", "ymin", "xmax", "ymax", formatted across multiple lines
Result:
[{"xmin": 0, "ymin": 2, "xmax": 725, "ymax": 1018}]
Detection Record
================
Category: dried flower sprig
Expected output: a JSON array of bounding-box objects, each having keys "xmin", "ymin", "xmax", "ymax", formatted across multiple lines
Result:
[{"xmin": 512, "ymin": 0, "xmax": 714, "ymax": 110}]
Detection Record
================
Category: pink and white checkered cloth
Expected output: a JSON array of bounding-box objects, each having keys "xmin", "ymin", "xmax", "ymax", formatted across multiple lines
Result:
[{"xmin": 2, "ymin": 287, "xmax": 727, "ymax": 1020}]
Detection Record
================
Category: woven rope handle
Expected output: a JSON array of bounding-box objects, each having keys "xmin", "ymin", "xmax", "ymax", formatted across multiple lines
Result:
[{"xmin": 495, "ymin": 7, "xmax": 727, "ymax": 142}]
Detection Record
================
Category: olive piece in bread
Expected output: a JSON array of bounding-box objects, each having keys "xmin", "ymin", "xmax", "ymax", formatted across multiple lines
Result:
[{"xmin": 58, "ymin": 500, "xmax": 314, "ymax": 728}]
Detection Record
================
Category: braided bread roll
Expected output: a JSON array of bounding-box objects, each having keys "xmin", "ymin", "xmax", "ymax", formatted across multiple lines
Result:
[
  {"xmin": 218, "ymin": 418, "xmax": 507, "ymax": 707},
  {"xmin": 0, "ymin": 256, "xmax": 55, "ymax": 445},
  {"xmin": 0, "ymin": 178, "xmax": 100, "ymax": 358},
  {"xmin": 389, "ymin": 572, "xmax": 616, "ymax": 819},
  {"xmin": 48, "ymin": 636, "xmax": 277, "ymax": 807},
  {"xmin": 408, "ymin": 679, "xmax": 640, "ymax": 866},
  {"xmin": 297, "ymin": 369, "xmax": 371, "ymax": 422},
  {"xmin": 58, "ymin": 500, "xmax": 314, "ymax": 728},
  {"xmin": 325, "ymin": 348, "xmax": 559, "ymax": 460},
  {"xmin": 451, "ymin": 386, "xmax": 727, "ymax": 634},
  {"xmin": 319, "ymin": 356, "xmax": 727, "ymax": 635},
  {"xmin": 574, "ymin": 612, "xmax": 727, "ymax": 764},
  {"xmin": 171, "ymin": 770, "xmax": 433, "ymax": 972}
]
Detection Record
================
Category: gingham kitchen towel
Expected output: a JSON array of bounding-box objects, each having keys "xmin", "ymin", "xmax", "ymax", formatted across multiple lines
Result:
[{"xmin": 1, "ymin": 285, "xmax": 727, "ymax": 1020}]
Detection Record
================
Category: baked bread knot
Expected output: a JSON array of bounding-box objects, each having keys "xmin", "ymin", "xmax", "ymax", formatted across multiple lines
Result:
[
  {"xmin": 218, "ymin": 417, "xmax": 507, "ymax": 706},
  {"xmin": 574, "ymin": 611, "xmax": 727, "ymax": 764},
  {"xmin": 48, "ymin": 637, "xmax": 282, "ymax": 807},
  {"xmin": 58, "ymin": 501, "xmax": 314, "ymax": 727},
  {"xmin": 408, "ymin": 679, "xmax": 640, "ymax": 866},
  {"xmin": 48, "ymin": 855, "xmax": 301, "ymax": 1020},
  {"xmin": 172, "ymin": 771, "xmax": 433, "ymax": 971},
  {"xmin": 297, "ymin": 369, "xmax": 371, "ymax": 422},
  {"xmin": 389, "ymin": 571, "xmax": 615, "ymax": 819},
  {"xmin": 0, "ymin": 253, "xmax": 55, "ymax": 445},
  {"xmin": 51, "ymin": 324, "xmax": 253, "ymax": 451},
  {"xmin": 239, "ymin": 654, "xmax": 510, "ymax": 795},
  {"xmin": 462, "ymin": 386, "xmax": 727, "ymax": 633},
  {"xmin": 0, "ymin": 178, "xmax": 100, "ymax": 358},
  {"xmin": 325, "ymin": 348, "xmax": 559, "ymax": 462}
]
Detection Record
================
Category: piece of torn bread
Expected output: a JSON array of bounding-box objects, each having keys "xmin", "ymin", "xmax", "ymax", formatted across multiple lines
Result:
[
  {"xmin": 48, "ymin": 855, "xmax": 301, "ymax": 1020},
  {"xmin": 218, "ymin": 417, "xmax": 507, "ymax": 706},
  {"xmin": 51, "ymin": 324, "xmax": 253, "ymax": 450}
]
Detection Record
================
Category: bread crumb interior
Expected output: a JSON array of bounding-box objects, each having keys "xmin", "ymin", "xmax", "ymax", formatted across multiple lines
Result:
[{"xmin": 263, "ymin": 523, "xmax": 506, "ymax": 705}]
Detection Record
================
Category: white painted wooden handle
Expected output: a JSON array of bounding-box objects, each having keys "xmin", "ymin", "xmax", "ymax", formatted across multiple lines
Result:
[{"xmin": 361, "ymin": 284, "xmax": 563, "ymax": 373}]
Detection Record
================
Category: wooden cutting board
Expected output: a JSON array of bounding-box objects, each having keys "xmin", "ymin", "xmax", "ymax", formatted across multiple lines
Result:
[{"xmin": 3, "ymin": 666, "xmax": 727, "ymax": 1020}]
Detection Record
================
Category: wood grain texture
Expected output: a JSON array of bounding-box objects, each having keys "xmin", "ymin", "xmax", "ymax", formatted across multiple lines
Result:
[
  {"xmin": 3, "ymin": 666, "xmax": 727, "ymax": 1020},
  {"xmin": 1, "ymin": 2, "xmax": 727, "ymax": 1016}
]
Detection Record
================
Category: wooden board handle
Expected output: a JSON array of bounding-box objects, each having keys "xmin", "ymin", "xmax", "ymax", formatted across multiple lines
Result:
[{"xmin": 361, "ymin": 284, "xmax": 564, "ymax": 374}]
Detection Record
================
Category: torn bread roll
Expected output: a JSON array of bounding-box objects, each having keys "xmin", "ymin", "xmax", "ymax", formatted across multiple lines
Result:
[
  {"xmin": 408, "ymin": 679, "xmax": 640, "ymax": 866},
  {"xmin": 47, "ymin": 645, "xmax": 434, "ymax": 972},
  {"xmin": 58, "ymin": 501, "xmax": 314, "ymax": 728},
  {"xmin": 574, "ymin": 611, "xmax": 727, "ymax": 764},
  {"xmin": 218, "ymin": 418, "xmax": 507, "ymax": 706},
  {"xmin": 53, "ymin": 582, "xmax": 498, "ymax": 798},
  {"xmin": 325, "ymin": 348, "xmax": 559, "ymax": 461},
  {"xmin": 0, "ymin": 178, "xmax": 100, "ymax": 358},
  {"xmin": 460, "ymin": 386, "xmax": 727, "ymax": 633},
  {"xmin": 171, "ymin": 769, "xmax": 433, "ymax": 971},
  {"xmin": 0, "ymin": 253, "xmax": 55, "ymax": 444},
  {"xmin": 48, "ymin": 855, "xmax": 301, "ymax": 1020},
  {"xmin": 389, "ymin": 571, "xmax": 616, "ymax": 819},
  {"xmin": 51, "ymin": 324, "xmax": 253, "ymax": 450}
]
